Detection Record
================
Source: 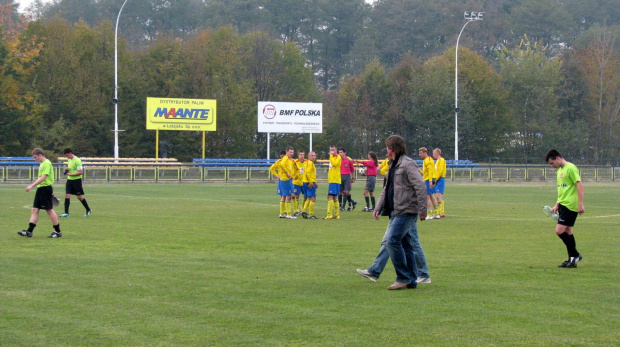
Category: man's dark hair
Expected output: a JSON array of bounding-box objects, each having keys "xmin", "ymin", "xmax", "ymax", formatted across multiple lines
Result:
[
  {"xmin": 545, "ymin": 149, "xmax": 562, "ymax": 162},
  {"xmin": 63, "ymin": 148, "xmax": 73, "ymax": 154},
  {"xmin": 339, "ymin": 148, "xmax": 346, "ymax": 153},
  {"xmin": 32, "ymin": 148, "xmax": 44, "ymax": 156},
  {"xmin": 279, "ymin": 150, "xmax": 286, "ymax": 156},
  {"xmin": 386, "ymin": 135, "xmax": 407, "ymax": 156},
  {"xmin": 287, "ymin": 146, "xmax": 294, "ymax": 152}
]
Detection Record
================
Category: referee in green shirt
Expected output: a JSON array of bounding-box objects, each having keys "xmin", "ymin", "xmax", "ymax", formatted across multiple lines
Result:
[
  {"xmin": 18, "ymin": 148, "xmax": 63, "ymax": 238},
  {"xmin": 60, "ymin": 148, "xmax": 92, "ymax": 217}
]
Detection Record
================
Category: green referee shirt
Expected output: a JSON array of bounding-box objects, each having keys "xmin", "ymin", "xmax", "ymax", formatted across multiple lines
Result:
[
  {"xmin": 67, "ymin": 156, "xmax": 83, "ymax": 180},
  {"xmin": 556, "ymin": 162, "xmax": 581, "ymax": 212},
  {"xmin": 38, "ymin": 159, "xmax": 54, "ymax": 188}
]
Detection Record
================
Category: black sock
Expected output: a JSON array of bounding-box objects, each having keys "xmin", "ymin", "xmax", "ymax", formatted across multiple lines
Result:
[
  {"xmin": 567, "ymin": 234, "xmax": 579, "ymax": 258},
  {"xmin": 80, "ymin": 198, "xmax": 91, "ymax": 212},
  {"xmin": 27, "ymin": 223, "xmax": 36, "ymax": 232},
  {"xmin": 371, "ymin": 197, "xmax": 376, "ymax": 208},
  {"xmin": 557, "ymin": 233, "xmax": 572, "ymax": 259},
  {"xmin": 338, "ymin": 195, "xmax": 343, "ymax": 205},
  {"xmin": 64, "ymin": 198, "xmax": 70, "ymax": 214},
  {"xmin": 53, "ymin": 224, "xmax": 61, "ymax": 233},
  {"xmin": 365, "ymin": 196, "xmax": 370, "ymax": 208}
]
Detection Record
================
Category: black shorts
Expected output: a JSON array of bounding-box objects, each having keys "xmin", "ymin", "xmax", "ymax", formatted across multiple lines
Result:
[
  {"xmin": 365, "ymin": 176, "xmax": 377, "ymax": 192},
  {"xmin": 33, "ymin": 186, "xmax": 54, "ymax": 210},
  {"xmin": 340, "ymin": 174, "xmax": 352, "ymax": 191},
  {"xmin": 557, "ymin": 204, "xmax": 578, "ymax": 227},
  {"xmin": 66, "ymin": 179, "xmax": 85, "ymax": 195}
]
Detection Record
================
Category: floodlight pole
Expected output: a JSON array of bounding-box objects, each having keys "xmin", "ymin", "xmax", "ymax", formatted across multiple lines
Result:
[
  {"xmin": 114, "ymin": 0, "xmax": 129, "ymax": 160},
  {"xmin": 455, "ymin": 11, "xmax": 483, "ymax": 161}
]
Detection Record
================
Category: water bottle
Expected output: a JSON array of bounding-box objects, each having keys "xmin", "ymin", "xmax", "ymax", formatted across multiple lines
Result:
[{"xmin": 542, "ymin": 206, "xmax": 559, "ymax": 221}]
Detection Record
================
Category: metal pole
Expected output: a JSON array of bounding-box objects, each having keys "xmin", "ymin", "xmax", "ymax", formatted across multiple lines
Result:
[
  {"xmin": 455, "ymin": 19, "xmax": 472, "ymax": 162},
  {"xmin": 267, "ymin": 132, "xmax": 271, "ymax": 161},
  {"xmin": 114, "ymin": 0, "xmax": 129, "ymax": 160},
  {"xmin": 310, "ymin": 133, "xmax": 313, "ymax": 152}
]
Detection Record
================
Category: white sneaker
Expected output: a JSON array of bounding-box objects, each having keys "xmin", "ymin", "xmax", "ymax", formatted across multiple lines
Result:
[
  {"xmin": 426, "ymin": 215, "xmax": 434, "ymax": 220},
  {"xmin": 285, "ymin": 215, "xmax": 297, "ymax": 219},
  {"xmin": 415, "ymin": 277, "xmax": 431, "ymax": 284}
]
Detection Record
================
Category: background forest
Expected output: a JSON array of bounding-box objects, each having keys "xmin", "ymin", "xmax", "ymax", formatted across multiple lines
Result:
[{"xmin": 1, "ymin": 0, "xmax": 619, "ymax": 164}]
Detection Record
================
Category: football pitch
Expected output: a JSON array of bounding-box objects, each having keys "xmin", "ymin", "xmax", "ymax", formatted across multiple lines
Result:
[{"xmin": 1, "ymin": 182, "xmax": 618, "ymax": 346}]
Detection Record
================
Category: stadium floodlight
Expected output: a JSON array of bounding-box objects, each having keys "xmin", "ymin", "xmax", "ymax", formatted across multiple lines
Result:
[
  {"xmin": 455, "ymin": 11, "xmax": 483, "ymax": 161},
  {"xmin": 114, "ymin": 0, "xmax": 130, "ymax": 160}
]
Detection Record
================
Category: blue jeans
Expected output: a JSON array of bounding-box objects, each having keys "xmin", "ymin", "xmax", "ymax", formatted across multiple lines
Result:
[
  {"xmin": 367, "ymin": 213, "xmax": 417, "ymax": 283},
  {"xmin": 367, "ymin": 213, "xmax": 429, "ymax": 280}
]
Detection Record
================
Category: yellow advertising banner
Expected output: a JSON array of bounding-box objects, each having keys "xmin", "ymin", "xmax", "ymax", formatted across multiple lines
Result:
[{"xmin": 146, "ymin": 97, "xmax": 217, "ymax": 131}]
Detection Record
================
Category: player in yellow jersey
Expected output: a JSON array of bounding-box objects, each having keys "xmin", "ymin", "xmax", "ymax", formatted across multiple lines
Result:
[
  {"xmin": 292, "ymin": 151, "xmax": 308, "ymax": 216},
  {"xmin": 325, "ymin": 146, "xmax": 342, "ymax": 219},
  {"xmin": 419, "ymin": 147, "xmax": 439, "ymax": 219},
  {"xmin": 432, "ymin": 148, "xmax": 447, "ymax": 218},
  {"xmin": 379, "ymin": 157, "xmax": 390, "ymax": 176},
  {"xmin": 301, "ymin": 151, "xmax": 318, "ymax": 219},
  {"xmin": 270, "ymin": 150, "xmax": 286, "ymax": 216},
  {"xmin": 273, "ymin": 148, "xmax": 296, "ymax": 219}
]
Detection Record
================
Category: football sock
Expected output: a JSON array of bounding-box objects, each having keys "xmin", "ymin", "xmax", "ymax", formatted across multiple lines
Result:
[
  {"xmin": 557, "ymin": 232, "xmax": 572, "ymax": 258},
  {"xmin": 292, "ymin": 199, "xmax": 299, "ymax": 212},
  {"xmin": 338, "ymin": 195, "xmax": 343, "ymax": 206},
  {"xmin": 53, "ymin": 224, "xmax": 61, "ymax": 233},
  {"xmin": 302, "ymin": 199, "xmax": 309, "ymax": 212},
  {"xmin": 285, "ymin": 202, "xmax": 291, "ymax": 215},
  {"xmin": 439, "ymin": 201, "xmax": 444, "ymax": 215},
  {"xmin": 567, "ymin": 234, "xmax": 579, "ymax": 258},
  {"xmin": 27, "ymin": 222, "xmax": 36, "ymax": 232},
  {"xmin": 334, "ymin": 201, "xmax": 340, "ymax": 216},
  {"xmin": 371, "ymin": 197, "xmax": 376, "ymax": 209},
  {"xmin": 64, "ymin": 198, "xmax": 70, "ymax": 214},
  {"xmin": 327, "ymin": 200, "xmax": 334, "ymax": 217},
  {"xmin": 280, "ymin": 201, "xmax": 285, "ymax": 215},
  {"xmin": 365, "ymin": 196, "xmax": 370, "ymax": 208},
  {"xmin": 309, "ymin": 201, "xmax": 315, "ymax": 216},
  {"xmin": 80, "ymin": 198, "xmax": 91, "ymax": 211}
]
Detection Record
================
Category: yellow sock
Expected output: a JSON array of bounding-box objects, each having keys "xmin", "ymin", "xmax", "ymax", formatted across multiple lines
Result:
[
  {"xmin": 302, "ymin": 199, "xmax": 309, "ymax": 212},
  {"xmin": 326, "ymin": 200, "xmax": 334, "ymax": 217},
  {"xmin": 285, "ymin": 202, "xmax": 291, "ymax": 215},
  {"xmin": 309, "ymin": 201, "xmax": 315, "ymax": 216},
  {"xmin": 334, "ymin": 201, "xmax": 340, "ymax": 217},
  {"xmin": 439, "ymin": 201, "xmax": 444, "ymax": 215},
  {"xmin": 292, "ymin": 199, "xmax": 299, "ymax": 212},
  {"xmin": 280, "ymin": 201, "xmax": 285, "ymax": 215}
]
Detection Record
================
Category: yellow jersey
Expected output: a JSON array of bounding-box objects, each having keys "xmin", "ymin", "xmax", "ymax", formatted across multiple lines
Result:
[
  {"xmin": 294, "ymin": 159, "xmax": 308, "ymax": 185},
  {"xmin": 269, "ymin": 158, "xmax": 282, "ymax": 178},
  {"xmin": 422, "ymin": 156, "xmax": 435, "ymax": 181},
  {"xmin": 434, "ymin": 157, "xmax": 446, "ymax": 180},
  {"xmin": 327, "ymin": 154, "xmax": 342, "ymax": 184},
  {"xmin": 379, "ymin": 158, "xmax": 389, "ymax": 176},
  {"xmin": 304, "ymin": 160, "xmax": 317, "ymax": 184},
  {"xmin": 278, "ymin": 156, "xmax": 295, "ymax": 181}
]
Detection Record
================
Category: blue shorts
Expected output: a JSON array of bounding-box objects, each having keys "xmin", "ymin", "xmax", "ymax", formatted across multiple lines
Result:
[
  {"xmin": 435, "ymin": 177, "xmax": 445, "ymax": 194},
  {"xmin": 293, "ymin": 184, "xmax": 303, "ymax": 195},
  {"xmin": 277, "ymin": 179, "xmax": 293, "ymax": 197},
  {"xmin": 425, "ymin": 180, "xmax": 436, "ymax": 195},
  {"xmin": 304, "ymin": 182, "xmax": 317, "ymax": 198},
  {"xmin": 328, "ymin": 183, "xmax": 341, "ymax": 196}
]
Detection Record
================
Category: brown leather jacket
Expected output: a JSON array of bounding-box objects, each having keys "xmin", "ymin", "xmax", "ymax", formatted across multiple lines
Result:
[{"xmin": 376, "ymin": 155, "xmax": 427, "ymax": 218}]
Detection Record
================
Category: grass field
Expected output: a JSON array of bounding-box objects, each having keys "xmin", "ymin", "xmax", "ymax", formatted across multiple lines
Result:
[{"xmin": 1, "ymin": 182, "xmax": 618, "ymax": 346}]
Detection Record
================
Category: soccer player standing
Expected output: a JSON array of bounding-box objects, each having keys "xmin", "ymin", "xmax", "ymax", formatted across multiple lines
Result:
[
  {"xmin": 292, "ymin": 151, "xmax": 308, "ymax": 216},
  {"xmin": 432, "ymin": 148, "xmax": 446, "ymax": 218},
  {"xmin": 60, "ymin": 148, "xmax": 92, "ymax": 217},
  {"xmin": 546, "ymin": 149, "xmax": 585, "ymax": 268},
  {"xmin": 301, "ymin": 151, "xmax": 318, "ymax": 219},
  {"xmin": 354, "ymin": 151, "xmax": 379, "ymax": 212},
  {"xmin": 338, "ymin": 148, "xmax": 357, "ymax": 211},
  {"xmin": 18, "ymin": 148, "xmax": 63, "ymax": 238},
  {"xmin": 419, "ymin": 147, "xmax": 438, "ymax": 219},
  {"xmin": 325, "ymin": 146, "xmax": 342, "ymax": 219}
]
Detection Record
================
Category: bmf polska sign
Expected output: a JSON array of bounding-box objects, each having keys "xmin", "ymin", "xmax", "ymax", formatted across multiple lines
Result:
[{"xmin": 257, "ymin": 102, "xmax": 322, "ymax": 134}]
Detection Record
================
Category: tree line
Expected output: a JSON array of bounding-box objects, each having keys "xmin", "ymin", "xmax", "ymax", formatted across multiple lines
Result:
[{"xmin": 1, "ymin": 0, "xmax": 619, "ymax": 164}]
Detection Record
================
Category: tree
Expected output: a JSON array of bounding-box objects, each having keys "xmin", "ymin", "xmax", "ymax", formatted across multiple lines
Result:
[
  {"xmin": 0, "ymin": 3, "xmax": 45, "ymax": 155},
  {"xmin": 498, "ymin": 36, "xmax": 563, "ymax": 161},
  {"xmin": 576, "ymin": 26, "xmax": 620, "ymax": 163}
]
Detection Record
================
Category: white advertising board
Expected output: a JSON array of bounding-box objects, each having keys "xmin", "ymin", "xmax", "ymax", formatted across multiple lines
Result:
[{"xmin": 257, "ymin": 102, "xmax": 322, "ymax": 134}]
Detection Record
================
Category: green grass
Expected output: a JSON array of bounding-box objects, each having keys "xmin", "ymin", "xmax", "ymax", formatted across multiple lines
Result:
[{"xmin": 1, "ymin": 182, "xmax": 618, "ymax": 346}]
